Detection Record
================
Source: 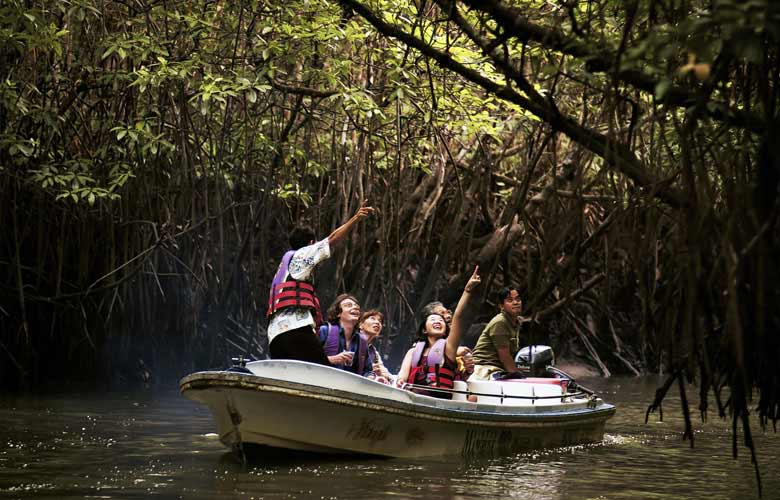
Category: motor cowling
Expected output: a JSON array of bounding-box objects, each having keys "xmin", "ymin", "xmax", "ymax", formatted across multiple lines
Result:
[{"xmin": 515, "ymin": 345, "xmax": 555, "ymax": 372}]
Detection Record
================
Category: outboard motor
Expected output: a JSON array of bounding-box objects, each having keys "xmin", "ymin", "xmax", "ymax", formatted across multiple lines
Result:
[{"xmin": 515, "ymin": 345, "xmax": 555, "ymax": 376}]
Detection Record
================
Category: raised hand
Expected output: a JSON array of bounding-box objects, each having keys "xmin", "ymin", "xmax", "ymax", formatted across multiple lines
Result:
[
  {"xmin": 354, "ymin": 199, "xmax": 375, "ymax": 219},
  {"xmin": 329, "ymin": 200, "xmax": 376, "ymax": 247},
  {"xmin": 446, "ymin": 266, "xmax": 481, "ymax": 362},
  {"xmin": 464, "ymin": 266, "xmax": 481, "ymax": 293}
]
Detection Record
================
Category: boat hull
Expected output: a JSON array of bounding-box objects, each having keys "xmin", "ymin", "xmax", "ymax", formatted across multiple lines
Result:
[{"xmin": 181, "ymin": 361, "xmax": 615, "ymax": 458}]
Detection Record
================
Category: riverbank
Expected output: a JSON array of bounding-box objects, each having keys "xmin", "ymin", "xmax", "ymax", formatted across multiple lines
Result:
[{"xmin": 554, "ymin": 358, "xmax": 602, "ymax": 379}]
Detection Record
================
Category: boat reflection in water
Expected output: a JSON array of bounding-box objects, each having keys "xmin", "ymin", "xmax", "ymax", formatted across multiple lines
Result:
[{"xmin": 180, "ymin": 359, "xmax": 615, "ymax": 459}]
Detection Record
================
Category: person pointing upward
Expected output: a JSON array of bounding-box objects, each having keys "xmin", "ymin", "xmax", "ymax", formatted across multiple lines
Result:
[{"xmin": 266, "ymin": 201, "xmax": 375, "ymax": 363}]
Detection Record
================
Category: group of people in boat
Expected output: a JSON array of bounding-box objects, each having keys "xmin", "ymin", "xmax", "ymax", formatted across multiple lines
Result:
[{"xmin": 266, "ymin": 202, "xmax": 527, "ymax": 400}]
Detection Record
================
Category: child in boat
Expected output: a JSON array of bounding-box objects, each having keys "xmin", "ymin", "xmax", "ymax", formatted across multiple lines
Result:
[
  {"xmin": 396, "ymin": 267, "xmax": 481, "ymax": 399},
  {"xmin": 318, "ymin": 294, "xmax": 372, "ymax": 376}
]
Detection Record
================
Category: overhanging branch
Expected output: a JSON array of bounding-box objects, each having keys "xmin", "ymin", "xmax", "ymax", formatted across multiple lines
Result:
[
  {"xmin": 459, "ymin": 0, "xmax": 764, "ymax": 134},
  {"xmin": 336, "ymin": 0, "xmax": 687, "ymax": 208}
]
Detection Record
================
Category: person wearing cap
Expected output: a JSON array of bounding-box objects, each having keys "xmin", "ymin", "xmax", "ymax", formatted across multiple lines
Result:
[{"xmin": 470, "ymin": 287, "xmax": 524, "ymax": 380}]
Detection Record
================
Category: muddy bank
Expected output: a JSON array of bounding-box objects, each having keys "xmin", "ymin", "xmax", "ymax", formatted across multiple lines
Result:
[{"xmin": 554, "ymin": 358, "xmax": 602, "ymax": 379}]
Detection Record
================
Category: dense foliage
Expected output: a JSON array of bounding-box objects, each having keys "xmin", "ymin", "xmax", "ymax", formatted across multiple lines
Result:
[{"xmin": 1, "ymin": 0, "xmax": 779, "ymax": 486}]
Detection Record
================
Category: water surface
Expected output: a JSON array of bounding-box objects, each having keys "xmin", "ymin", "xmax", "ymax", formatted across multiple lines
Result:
[{"xmin": 1, "ymin": 376, "xmax": 776, "ymax": 499}]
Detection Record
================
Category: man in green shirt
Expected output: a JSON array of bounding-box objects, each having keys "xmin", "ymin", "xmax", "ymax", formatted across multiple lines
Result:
[{"xmin": 470, "ymin": 287, "xmax": 524, "ymax": 380}]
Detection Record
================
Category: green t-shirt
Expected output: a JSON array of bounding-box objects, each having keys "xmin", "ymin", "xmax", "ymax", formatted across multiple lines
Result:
[{"xmin": 472, "ymin": 311, "xmax": 521, "ymax": 368}]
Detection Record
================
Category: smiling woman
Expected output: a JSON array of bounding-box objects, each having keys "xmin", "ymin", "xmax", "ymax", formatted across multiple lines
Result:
[
  {"xmin": 395, "ymin": 267, "xmax": 481, "ymax": 397},
  {"xmin": 358, "ymin": 310, "xmax": 394, "ymax": 382}
]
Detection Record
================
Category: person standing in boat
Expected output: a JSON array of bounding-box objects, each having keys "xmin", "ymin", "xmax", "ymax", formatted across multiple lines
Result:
[
  {"xmin": 470, "ymin": 287, "xmax": 525, "ymax": 380},
  {"xmin": 357, "ymin": 309, "xmax": 394, "ymax": 383},
  {"xmin": 396, "ymin": 267, "xmax": 482, "ymax": 399},
  {"xmin": 266, "ymin": 201, "xmax": 374, "ymax": 364},
  {"xmin": 318, "ymin": 294, "xmax": 372, "ymax": 376}
]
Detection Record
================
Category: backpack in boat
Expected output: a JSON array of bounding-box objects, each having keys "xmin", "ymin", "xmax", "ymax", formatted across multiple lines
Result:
[{"xmin": 320, "ymin": 323, "xmax": 368, "ymax": 375}]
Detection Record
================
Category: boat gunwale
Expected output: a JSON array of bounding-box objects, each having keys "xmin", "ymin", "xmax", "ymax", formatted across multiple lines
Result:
[{"xmin": 180, "ymin": 371, "xmax": 616, "ymax": 428}]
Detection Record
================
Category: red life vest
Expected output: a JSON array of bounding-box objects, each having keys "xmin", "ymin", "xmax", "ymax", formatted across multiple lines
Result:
[
  {"xmin": 266, "ymin": 250, "xmax": 322, "ymax": 324},
  {"xmin": 408, "ymin": 339, "xmax": 456, "ymax": 395}
]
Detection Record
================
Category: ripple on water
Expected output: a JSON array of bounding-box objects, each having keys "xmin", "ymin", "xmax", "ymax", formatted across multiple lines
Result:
[{"xmin": 0, "ymin": 383, "xmax": 776, "ymax": 499}]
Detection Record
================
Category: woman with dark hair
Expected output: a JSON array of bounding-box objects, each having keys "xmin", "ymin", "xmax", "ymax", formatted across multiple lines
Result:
[
  {"xmin": 471, "ymin": 286, "xmax": 524, "ymax": 380},
  {"xmin": 317, "ymin": 294, "xmax": 372, "ymax": 376},
  {"xmin": 395, "ymin": 267, "xmax": 481, "ymax": 398},
  {"xmin": 420, "ymin": 301, "xmax": 474, "ymax": 380},
  {"xmin": 357, "ymin": 309, "xmax": 393, "ymax": 383}
]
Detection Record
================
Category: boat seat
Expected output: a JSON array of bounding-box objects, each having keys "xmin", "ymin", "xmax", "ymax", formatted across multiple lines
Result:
[
  {"xmin": 466, "ymin": 380, "xmax": 503, "ymax": 405},
  {"xmin": 505, "ymin": 377, "xmax": 570, "ymax": 392},
  {"xmin": 506, "ymin": 377, "xmax": 563, "ymax": 385},
  {"xmin": 451, "ymin": 380, "xmax": 469, "ymax": 402},
  {"xmin": 502, "ymin": 382, "xmax": 563, "ymax": 406}
]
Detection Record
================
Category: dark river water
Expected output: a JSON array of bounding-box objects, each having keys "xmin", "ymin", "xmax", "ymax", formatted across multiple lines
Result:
[{"xmin": 1, "ymin": 376, "xmax": 777, "ymax": 499}]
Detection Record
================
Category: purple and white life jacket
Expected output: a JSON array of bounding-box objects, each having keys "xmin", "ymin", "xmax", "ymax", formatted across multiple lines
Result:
[{"xmin": 320, "ymin": 323, "xmax": 368, "ymax": 375}]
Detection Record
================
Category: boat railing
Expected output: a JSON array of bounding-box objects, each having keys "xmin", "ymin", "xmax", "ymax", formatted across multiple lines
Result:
[{"xmin": 401, "ymin": 382, "xmax": 594, "ymax": 404}]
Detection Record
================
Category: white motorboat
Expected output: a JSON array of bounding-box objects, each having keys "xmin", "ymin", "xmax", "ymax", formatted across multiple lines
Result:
[{"xmin": 181, "ymin": 360, "xmax": 615, "ymax": 458}]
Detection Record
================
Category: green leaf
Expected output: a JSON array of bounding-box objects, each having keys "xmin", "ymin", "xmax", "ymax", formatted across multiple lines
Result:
[
  {"xmin": 17, "ymin": 143, "xmax": 33, "ymax": 156},
  {"xmin": 655, "ymin": 79, "xmax": 672, "ymax": 100}
]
